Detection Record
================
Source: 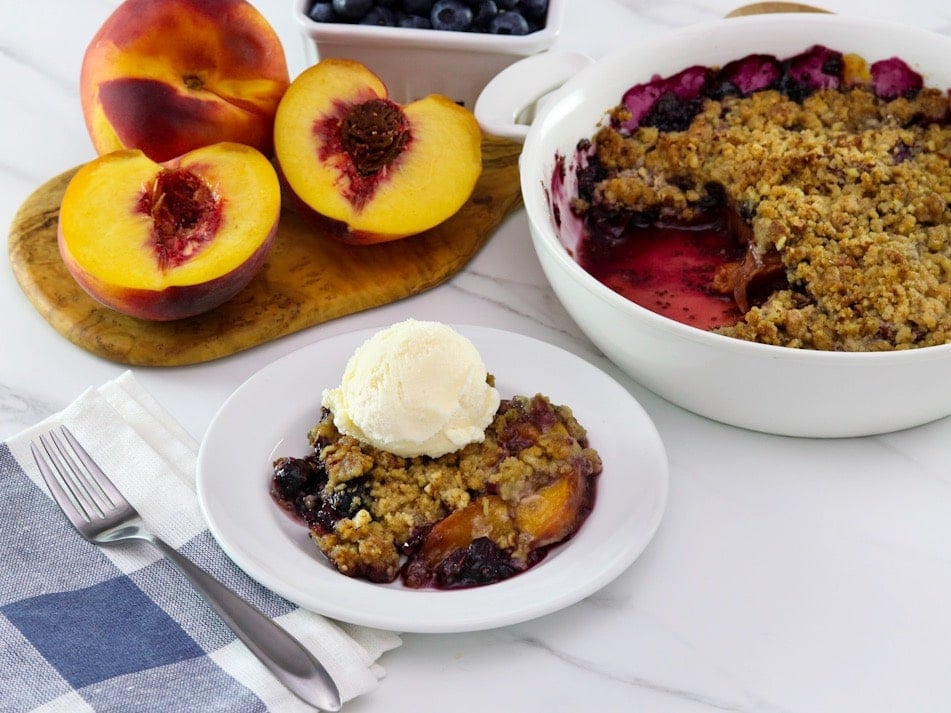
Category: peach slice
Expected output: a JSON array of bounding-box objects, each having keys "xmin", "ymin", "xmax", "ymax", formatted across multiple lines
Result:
[
  {"xmin": 81, "ymin": 0, "xmax": 289, "ymax": 163},
  {"xmin": 417, "ymin": 472, "xmax": 590, "ymax": 566},
  {"xmin": 416, "ymin": 496, "xmax": 513, "ymax": 567},
  {"xmin": 515, "ymin": 470, "xmax": 588, "ymax": 549},
  {"xmin": 57, "ymin": 142, "xmax": 280, "ymax": 321},
  {"xmin": 273, "ymin": 58, "xmax": 483, "ymax": 244}
]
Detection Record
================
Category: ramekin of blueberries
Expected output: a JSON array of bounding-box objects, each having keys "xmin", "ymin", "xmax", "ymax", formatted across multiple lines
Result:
[
  {"xmin": 295, "ymin": 0, "xmax": 563, "ymax": 108},
  {"xmin": 309, "ymin": 0, "xmax": 550, "ymax": 35}
]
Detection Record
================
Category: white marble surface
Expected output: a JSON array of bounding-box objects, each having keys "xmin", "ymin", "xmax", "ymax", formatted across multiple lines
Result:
[{"xmin": 4, "ymin": 1, "xmax": 951, "ymax": 711}]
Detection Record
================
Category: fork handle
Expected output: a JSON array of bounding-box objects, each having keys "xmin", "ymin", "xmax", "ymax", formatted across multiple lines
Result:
[{"xmin": 151, "ymin": 538, "xmax": 341, "ymax": 711}]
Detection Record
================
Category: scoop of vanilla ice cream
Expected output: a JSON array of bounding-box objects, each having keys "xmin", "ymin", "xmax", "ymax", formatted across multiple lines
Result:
[{"xmin": 321, "ymin": 319, "xmax": 501, "ymax": 458}]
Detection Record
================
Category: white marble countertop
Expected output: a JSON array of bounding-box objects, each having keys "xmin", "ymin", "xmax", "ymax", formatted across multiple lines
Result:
[{"xmin": 5, "ymin": 1, "xmax": 951, "ymax": 711}]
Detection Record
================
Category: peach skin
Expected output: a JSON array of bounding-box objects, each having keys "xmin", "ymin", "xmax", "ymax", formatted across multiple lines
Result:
[{"xmin": 81, "ymin": 0, "xmax": 289, "ymax": 163}]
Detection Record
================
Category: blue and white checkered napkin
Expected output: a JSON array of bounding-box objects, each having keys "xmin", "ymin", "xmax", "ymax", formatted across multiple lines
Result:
[{"xmin": 0, "ymin": 372, "xmax": 401, "ymax": 712}]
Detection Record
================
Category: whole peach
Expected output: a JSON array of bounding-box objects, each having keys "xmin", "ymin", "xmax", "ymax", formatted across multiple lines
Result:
[{"xmin": 81, "ymin": 0, "xmax": 289, "ymax": 162}]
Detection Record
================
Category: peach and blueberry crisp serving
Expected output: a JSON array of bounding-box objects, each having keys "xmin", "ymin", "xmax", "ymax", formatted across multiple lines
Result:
[
  {"xmin": 269, "ymin": 321, "xmax": 602, "ymax": 590},
  {"xmin": 271, "ymin": 395, "xmax": 601, "ymax": 589}
]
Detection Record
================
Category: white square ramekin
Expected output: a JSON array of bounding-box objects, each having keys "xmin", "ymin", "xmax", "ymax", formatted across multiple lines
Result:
[{"xmin": 293, "ymin": 0, "xmax": 564, "ymax": 108}]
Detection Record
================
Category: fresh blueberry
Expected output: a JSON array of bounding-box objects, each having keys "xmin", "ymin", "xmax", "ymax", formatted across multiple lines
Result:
[
  {"xmin": 332, "ymin": 0, "xmax": 373, "ymax": 20},
  {"xmin": 487, "ymin": 10, "xmax": 529, "ymax": 34},
  {"xmin": 308, "ymin": 1, "xmax": 337, "ymax": 22},
  {"xmin": 361, "ymin": 6, "xmax": 396, "ymax": 24},
  {"xmin": 396, "ymin": 11, "xmax": 432, "ymax": 28},
  {"xmin": 517, "ymin": 0, "xmax": 547, "ymax": 20},
  {"xmin": 309, "ymin": 0, "xmax": 543, "ymax": 33},
  {"xmin": 430, "ymin": 0, "xmax": 473, "ymax": 31},
  {"xmin": 473, "ymin": 0, "xmax": 498, "ymax": 28},
  {"xmin": 402, "ymin": 0, "xmax": 435, "ymax": 14}
]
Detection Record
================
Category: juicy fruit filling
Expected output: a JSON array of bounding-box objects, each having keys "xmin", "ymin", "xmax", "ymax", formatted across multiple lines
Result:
[
  {"xmin": 568, "ymin": 45, "xmax": 951, "ymax": 351},
  {"xmin": 307, "ymin": 0, "xmax": 549, "ymax": 34},
  {"xmin": 271, "ymin": 393, "xmax": 602, "ymax": 589},
  {"xmin": 137, "ymin": 168, "xmax": 222, "ymax": 270}
]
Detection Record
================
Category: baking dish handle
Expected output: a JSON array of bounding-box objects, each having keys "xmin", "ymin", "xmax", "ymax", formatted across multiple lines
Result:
[{"xmin": 474, "ymin": 51, "xmax": 594, "ymax": 143}]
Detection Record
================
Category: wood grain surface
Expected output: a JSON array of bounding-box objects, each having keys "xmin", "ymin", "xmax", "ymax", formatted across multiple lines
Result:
[
  {"xmin": 726, "ymin": 2, "xmax": 830, "ymax": 17},
  {"xmin": 8, "ymin": 135, "xmax": 523, "ymax": 366}
]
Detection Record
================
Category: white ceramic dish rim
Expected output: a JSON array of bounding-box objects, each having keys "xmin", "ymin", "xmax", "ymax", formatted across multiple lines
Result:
[
  {"xmin": 520, "ymin": 13, "xmax": 951, "ymax": 368},
  {"xmin": 294, "ymin": 0, "xmax": 564, "ymax": 54},
  {"xmin": 196, "ymin": 325, "xmax": 669, "ymax": 633}
]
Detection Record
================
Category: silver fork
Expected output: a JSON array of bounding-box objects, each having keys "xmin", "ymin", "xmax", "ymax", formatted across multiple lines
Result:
[{"xmin": 31, "ymin": 425, "xmax": 341, "ymax": 712}]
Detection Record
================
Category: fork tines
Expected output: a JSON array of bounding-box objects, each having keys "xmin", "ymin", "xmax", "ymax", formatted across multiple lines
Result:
[{"xmin": 31, "ymin": 426, "xmax": 115, "ymax": 523}]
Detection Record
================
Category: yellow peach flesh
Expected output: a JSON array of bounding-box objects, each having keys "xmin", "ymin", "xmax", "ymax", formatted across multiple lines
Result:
[
  {"xmin": 58, "ymin": 143, "xmax": 279, "ymax": 293},
  {"xmin": 418, "ymin": 496, "xmax": 512, "ymax": 567},
  {"xmin": 273, "ymin": 60, "xmax": 386, "ymax": 226},
  {"xmin": 274, "ymin": 58, "xmax": 483, "ymax": 242},
  {"xmin": 347, "ymin": 97, "xmax": 482, "ymax": 235},
  {"xmin": 515, "ymin": 471, "xmax": 586, "ymax": 548}
]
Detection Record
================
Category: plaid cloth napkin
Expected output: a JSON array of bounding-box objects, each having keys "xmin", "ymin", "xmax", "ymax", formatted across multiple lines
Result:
[{"xmin": 0, "ymin": 372, "xmax": 401, "ymax": 712}]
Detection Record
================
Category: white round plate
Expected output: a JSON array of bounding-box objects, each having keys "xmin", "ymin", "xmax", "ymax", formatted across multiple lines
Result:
[{"xmin": 196, "ymin": 325, "xmax": 669, "ymax": 633}]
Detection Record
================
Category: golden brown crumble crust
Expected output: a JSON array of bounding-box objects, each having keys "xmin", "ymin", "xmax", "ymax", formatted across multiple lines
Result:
[
  {"xmin": 308, "ymin": 393, "xmax": 602, "ymax": 583},
  {"xmin": 583, "ymin": 85, "xmax": 951, "ymax": 350}
]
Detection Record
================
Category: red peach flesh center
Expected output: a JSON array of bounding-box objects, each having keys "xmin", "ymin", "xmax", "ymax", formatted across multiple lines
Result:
[{"xmin": 137, "ymin": 168, "xmax": 222, "ymax": 271}]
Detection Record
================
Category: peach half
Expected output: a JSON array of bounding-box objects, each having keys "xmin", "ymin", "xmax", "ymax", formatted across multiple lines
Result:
[
  {"xmin": 57, "ymin": 142, "xmax": 280, "ymax": 321},
  {"xmin": 273, "ymin": 58, "xmax": 483, "ymax": 244},
  {"xmin": 81, "ymin": 0, "xmax": 289, "ymax": 163}
]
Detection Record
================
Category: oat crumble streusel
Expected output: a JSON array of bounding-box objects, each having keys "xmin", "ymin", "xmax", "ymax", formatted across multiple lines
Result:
[
  {"xmin": 271, "ymin": 392, "xmax": 602, "ymax": 589},
  {"xmin": 573, "ymin": 48, "xmax": 951, "ymax": 351}
]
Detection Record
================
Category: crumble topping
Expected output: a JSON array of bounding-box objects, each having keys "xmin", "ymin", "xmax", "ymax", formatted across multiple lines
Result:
[
  {"xmin": 574, "ymin": 50, "xmax": 951, "ymax": 351},
  {"xmin": 271, "ymin": 393, "xmax": 602, "ymax": 589}
]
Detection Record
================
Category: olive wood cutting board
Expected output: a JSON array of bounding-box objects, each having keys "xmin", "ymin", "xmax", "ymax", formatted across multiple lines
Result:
[
  {"xmin": 725, "ymin": 3, "xmax": 829, "ymax": 17},
  {"xmin": 8, "ymin": 135, "xmax": 523, "ymax": 366}
]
